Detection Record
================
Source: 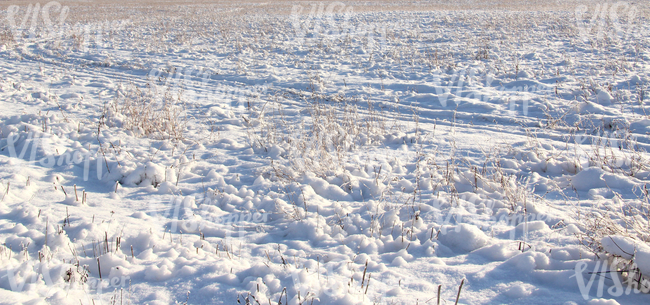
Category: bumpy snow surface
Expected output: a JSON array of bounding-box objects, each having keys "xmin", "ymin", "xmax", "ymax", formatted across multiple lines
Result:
[{"xmin": 0, "ymin": 1, "xmax": 649, "ymax": 304}]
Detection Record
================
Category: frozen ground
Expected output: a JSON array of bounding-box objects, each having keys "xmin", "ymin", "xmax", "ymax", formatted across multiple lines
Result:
[{"xmin": 0, "ymin": 1, "xmax": 649, "ymax": 304}]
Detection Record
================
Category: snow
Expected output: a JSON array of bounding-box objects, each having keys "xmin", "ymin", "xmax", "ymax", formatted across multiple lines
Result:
[
  {"xmin": 0, "ymin": 0, "xmax": 650, "ymax": 304},
  {"xmin": 587, "ymin": 299, "xmax": 621, "ymax": 305},
  {"xmin": 601, "ymin": 236, "xmax": 637, "ymax": 260},
  {"xmin": 437, "ymin": 223, "xmax": 490, "ymax": 253},
  {"xmin": 635, "ymin": 244, "xmax": 650, "ymax": 277}
]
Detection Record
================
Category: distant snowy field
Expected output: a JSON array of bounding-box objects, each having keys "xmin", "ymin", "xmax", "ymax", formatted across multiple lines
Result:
[{"xmin": 0, "ymin": 0, "xmax": 649, "ymax": 304}]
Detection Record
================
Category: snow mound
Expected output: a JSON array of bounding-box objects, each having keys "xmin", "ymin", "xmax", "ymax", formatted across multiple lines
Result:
[
  {"xmin": 601, "ymin": 236, "xmax": 637, "ymax": 260},
  {"xmin": 437, "ymin": 223, "xmax": 489, "ymax": 253}
]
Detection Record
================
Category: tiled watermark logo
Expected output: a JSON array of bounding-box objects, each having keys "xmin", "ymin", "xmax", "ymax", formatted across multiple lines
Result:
[{"xmin": 575, "ymin": 2, "xmax": 639, "ymax": 43}]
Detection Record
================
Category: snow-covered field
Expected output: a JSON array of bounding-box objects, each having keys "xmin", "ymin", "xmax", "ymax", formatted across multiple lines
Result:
[{"xmin": 0, "ymin": 0, "xmax": 649, "ymax": 304}]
